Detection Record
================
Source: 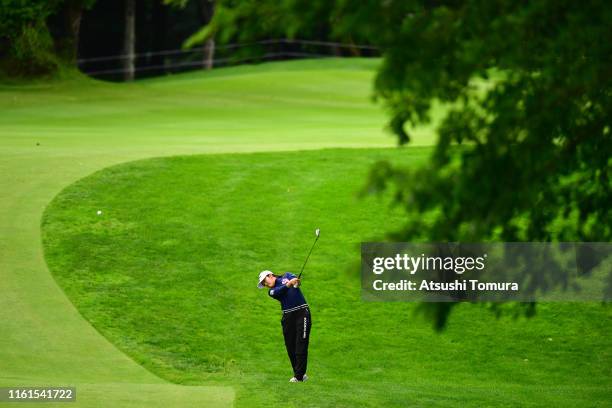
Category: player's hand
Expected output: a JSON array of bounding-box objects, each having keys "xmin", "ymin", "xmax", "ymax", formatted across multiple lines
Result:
[{"xmin": 287, "ymin": 278, "xmax": 299, "ymax": 287}]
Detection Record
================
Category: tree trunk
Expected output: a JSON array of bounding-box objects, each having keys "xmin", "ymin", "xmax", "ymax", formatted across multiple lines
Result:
[
  {"xmin": 67, "ymin": 4, "xmax": 83, "ymax": 58},
  {"xmin": 198, "ymin": 0, "xmax": 215, "ymax": 70},
  {"xmin": 48, "ymin": 0, "xmax": 83, "ymax": 64},
  {"xmin": 203, "ymin": 38, "xmax": 215, "ymax": 70},
  {"xmin": 124, "ymin": 0, "xmax": 135, "ymax": 81}
]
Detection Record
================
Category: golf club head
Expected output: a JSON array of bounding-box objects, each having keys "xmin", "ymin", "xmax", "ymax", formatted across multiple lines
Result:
[{"xmin": 315, "ymin": 228, "xmax": 320, "ymax": 237}]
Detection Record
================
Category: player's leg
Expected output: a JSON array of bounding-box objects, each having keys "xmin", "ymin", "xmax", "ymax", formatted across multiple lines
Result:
[{"xmin": 294, "ymin": 308, "xmax": 312, "ymax": 381}]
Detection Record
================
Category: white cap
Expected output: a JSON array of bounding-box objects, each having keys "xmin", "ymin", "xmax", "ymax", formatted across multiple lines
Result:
[{"xmin": 258, "ymin": 270, "xmax": 273, "ymax": 289}]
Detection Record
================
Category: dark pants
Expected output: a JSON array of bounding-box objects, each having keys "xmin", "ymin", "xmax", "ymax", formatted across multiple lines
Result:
[{"xmin": 281, "ymin": 307, "xmax": 312, "ymax": 380}]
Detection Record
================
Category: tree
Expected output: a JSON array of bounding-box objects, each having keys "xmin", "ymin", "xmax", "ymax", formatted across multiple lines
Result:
[
  {"xmin": 0, "ymin": 0, "xmax": 61, "ymax": 75},
  {"xmin": 48, "ymin": 0, "xmax": 96, "ymax": 63},
  {"xmin": 0, "ymin": 0, "xmax": 95, "ymax": 76},
  {"xmin": 163, "ymin": 0, "xmax": 216, "ymax": 69},
  {"xmin": 335, "ymin": 0, "xmax": 611, "ymax": 327},
  {"xmin": 180, "ymin": 0, "xmax": 349, "ymax": 63},
  {"xmin": 181, "ymin": 0, "xmax": 284, "ymax": 61}
]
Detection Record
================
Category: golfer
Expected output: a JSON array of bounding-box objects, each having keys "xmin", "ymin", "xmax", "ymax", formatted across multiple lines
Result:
[{"xmin": 258, "ymin": 270, "xmax": 312, "ymax": 382}]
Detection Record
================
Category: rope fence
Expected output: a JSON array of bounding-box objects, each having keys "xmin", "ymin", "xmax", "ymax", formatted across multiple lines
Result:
[{"xmin": 77, "ymin": 39, "xmax": 380, "ymax": 78}]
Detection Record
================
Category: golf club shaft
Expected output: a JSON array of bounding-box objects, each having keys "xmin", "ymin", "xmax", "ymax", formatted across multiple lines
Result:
[{"xmin": 298, "ymin": 236, "xmax": 319, "ymax": 279}]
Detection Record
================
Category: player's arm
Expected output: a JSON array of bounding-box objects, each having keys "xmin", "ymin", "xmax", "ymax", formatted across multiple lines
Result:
[
  {"xmin": 284, "ymin": 273, "xmax": 300, "ymax": 287},
  {"xmin": 284, "ymin": 273, "xmax": 300, "ymax": 288},
  {"xmin": 268, "ymin": 280, "xmax": 291, "ymax": 298}
]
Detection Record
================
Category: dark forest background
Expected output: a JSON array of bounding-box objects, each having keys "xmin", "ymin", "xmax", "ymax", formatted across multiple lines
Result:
[{"xmin": 0, "ymin": 0, "xmax": 377, "ymax": 81}]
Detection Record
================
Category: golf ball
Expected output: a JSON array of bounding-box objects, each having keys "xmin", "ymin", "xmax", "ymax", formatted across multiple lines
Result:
[{"xmin": 97, "ymin": 210, "xmax": 102, "ymax": 215}]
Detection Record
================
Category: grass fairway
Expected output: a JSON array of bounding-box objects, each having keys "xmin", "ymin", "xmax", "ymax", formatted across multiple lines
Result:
[
  {"xmin": 41, "ymin": 150, "xmax": 611, "ymax": 407},
  {"xmin": 0, "ymin": 58, "xmax": 393, "ymax": 407},
  {"xmin": 1, "ymin": 58, "xmax": 610, "ymax": 407}
]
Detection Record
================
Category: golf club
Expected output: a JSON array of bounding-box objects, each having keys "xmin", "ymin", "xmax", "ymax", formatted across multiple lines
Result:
[{"xmin": 296, "ymin": 228, "xmax": 320, "ymax": 287}]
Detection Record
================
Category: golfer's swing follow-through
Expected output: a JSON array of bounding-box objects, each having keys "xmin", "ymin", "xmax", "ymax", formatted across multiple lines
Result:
[{"xmin": 258, "ymin": 228, "xmax": 320, "ymax": 383}]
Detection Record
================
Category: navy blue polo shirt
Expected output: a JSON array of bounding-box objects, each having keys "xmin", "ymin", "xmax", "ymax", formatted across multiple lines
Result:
[{"xmin": 268, "ymin": 272, "xmax": 308, "ymax": 313}]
